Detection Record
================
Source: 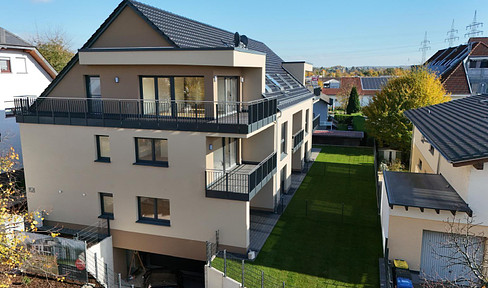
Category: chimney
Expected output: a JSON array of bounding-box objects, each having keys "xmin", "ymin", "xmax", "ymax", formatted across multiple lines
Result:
[{"xmin": 0, "ymin": 28, "xmax": 6, "ymax": 44}]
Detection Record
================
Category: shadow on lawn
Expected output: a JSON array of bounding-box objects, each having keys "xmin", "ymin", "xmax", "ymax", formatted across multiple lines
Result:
[{"xmin": 252, "ymin": 146, "xmax": 382, "ymax": 287}]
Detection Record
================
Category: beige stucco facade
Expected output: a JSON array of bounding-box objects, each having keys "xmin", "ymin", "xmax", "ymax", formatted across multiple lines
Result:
[{"xmin": 382, "ymin": 124, "xmax": 488, "ymax": 275}]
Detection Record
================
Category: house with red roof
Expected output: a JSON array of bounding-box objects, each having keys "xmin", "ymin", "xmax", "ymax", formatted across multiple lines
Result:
[{"xmin": 425, "ymin": 37, "xmax": 488, "ymax": 99}]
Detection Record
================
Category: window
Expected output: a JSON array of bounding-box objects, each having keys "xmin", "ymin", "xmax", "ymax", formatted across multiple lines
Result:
[
  {"xmin": 95, "ymin": 135, "xmax": 110, "ymax": 162},
  {"xmin": 305, "ymin": 109, "xmax": 309, "ymax": 134},
  {"xmin": 0, "ymin": 58, "xmax": 11, "ymax": 73},
  {"xmin": 481, "ymin": 60, "xmax": 488, "ymax": 68},
  {"xmin": 16, "ymin": 57, "xmax": 27, "ymax": 73},
  {"xmin": 469, "ymin": 60, "xmax": 478, "ymax": 69},
  {"xmin": 418, "ymin": 159, "xmax": 423, "ymax": 171},
  {"xmin": 137, "ymin": 196, "xmax": 170, "ymax": 226},
  {"xmin": 99, "ymin": 193, "xmax": 113, "ymax": 219},
  {"xmin": 281, "ymin": 122, "xmax": 287, "ymax": 156},
  {"xmin": 135, "ymin": 138, "xmax": 168, "ymax": 167},
  {"xmin": 86, "ymin": 76, "xmax": 102, "ymax": 113},
  {"xmin": 429, "ymin": 145, "xmax": 434, "ymax": 155},
  {"xmin": 141, "ymin": 76, "xmax": 205, "ymax": 116}
]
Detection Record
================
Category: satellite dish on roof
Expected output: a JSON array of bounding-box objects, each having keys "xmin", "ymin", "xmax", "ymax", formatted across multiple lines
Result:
[
  {"xmin": 234, "ymin": 32, "xmax": 240, "ymax": 47},
  {"xmin": 240, "ymin": 35, "xmax": 248, "ymax": 48}
]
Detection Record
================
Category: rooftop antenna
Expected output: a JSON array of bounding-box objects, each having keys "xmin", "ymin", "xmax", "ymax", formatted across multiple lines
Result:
[
  {"xmin": 465, "ymin": 10, "xmax": 483, "ymax": 39},
  {"xmin": 419, "ymin": 31, "xmax": 431, "ymax": 64},
  {"xmin": 445, "ymin": 19, "xmax": 459, "ymax": 47}
]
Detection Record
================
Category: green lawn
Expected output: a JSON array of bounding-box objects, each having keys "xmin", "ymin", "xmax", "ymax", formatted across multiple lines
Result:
[{"xmin": 214, "ymin": 146, "xmax": 382, "ymax": 287}]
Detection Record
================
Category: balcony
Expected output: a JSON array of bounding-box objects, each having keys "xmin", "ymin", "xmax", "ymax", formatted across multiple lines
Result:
[
  {"xmin": 14, "ymin": 97, "xmax": 277, "ymax": 134},
  {"xmin": 205, "ymin": 152, "xmax": 277, "ymax": 201},
  {"xmin": 292, "ymin": 129, "xmax": 304, "ymax": 153},
  {"xmin": 312, "ymin": 114, "xmax": 320, "ymax": 131}
]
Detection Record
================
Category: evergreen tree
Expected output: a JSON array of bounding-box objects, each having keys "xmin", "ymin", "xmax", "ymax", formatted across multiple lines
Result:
[{"xmin": 346, "ymin": 86, "xmax": 361, "ymax": 114}]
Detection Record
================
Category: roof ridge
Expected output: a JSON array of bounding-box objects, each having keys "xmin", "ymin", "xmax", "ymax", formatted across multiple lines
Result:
[
  {"xmin": 0, "ymin": 26, "xmax": 33, "ymax": 47},
  {"xmin": 129, "ymin": 0, "xmax": 245, "ymax": 42}
]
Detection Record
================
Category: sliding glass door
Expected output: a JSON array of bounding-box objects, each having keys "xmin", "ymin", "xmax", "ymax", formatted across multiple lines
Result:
[
  {"xmin": 217, "ymin": 77, "xmax": 238, "ymax": 116},
  {"xmin": 212, "ymin": 138, "xmax": 238, "ymax": 172},
  {"xmin": 86, "ymin": 76, "xmax": 102, "ymax": 114}
]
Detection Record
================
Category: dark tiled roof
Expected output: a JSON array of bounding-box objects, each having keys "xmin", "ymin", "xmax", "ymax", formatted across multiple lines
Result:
[
  {"xmin": 129, "ymin": 0, "xmax": 285, "ymax": 75},
  {"xmin": 0, "ymin": 27, "xmax": 33, "ymax": 47},
  {"xmin": 384, "ymin": 171, "xmax": 472, "ymax": 216},
  {"xmin": 404, "ymin": 94, "xmax": 488, "ymax": 164}
]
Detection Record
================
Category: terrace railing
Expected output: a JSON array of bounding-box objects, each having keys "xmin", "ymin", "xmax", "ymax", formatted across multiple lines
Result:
[
  {"xmin": 313, "ymin": 114, "xmax": 320, "ymax": 131},
  {"xmin": 14, "ymin": 96, "xmax": 277, "ymax": 134},
  {"xmin": 292, "ymin": 129, "xmax": 304, "ymax": 153},
  {"xmin": 205, "ymin": 152, "xmax": 277, "ymax": 201}
]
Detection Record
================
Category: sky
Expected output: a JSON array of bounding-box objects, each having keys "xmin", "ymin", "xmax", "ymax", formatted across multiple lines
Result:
[{"xmin": 2, "ymin": 0, "xmax": 487, "ymax": 67}]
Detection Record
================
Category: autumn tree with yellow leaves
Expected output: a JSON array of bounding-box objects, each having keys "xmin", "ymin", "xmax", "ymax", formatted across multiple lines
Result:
[{"xmin": 363, "ymin": 67, "xmax": 450, "ymax": 153}]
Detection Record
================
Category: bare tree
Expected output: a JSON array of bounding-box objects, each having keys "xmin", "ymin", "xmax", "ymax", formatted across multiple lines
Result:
[
  {"xmin": 30, "ymin": 27, "xmax": 74, "ymax": 73},
  {"xmin": 422, "ymin": 216, "xmax": 487, "ymax": 287}
]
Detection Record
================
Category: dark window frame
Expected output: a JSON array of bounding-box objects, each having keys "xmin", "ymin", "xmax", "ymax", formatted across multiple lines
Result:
[
  {"xmin": 418, "ymin": 159, "xmax": 423, "ymax": 171},
  {"xmin": 0, "ymin": 58, "xmax": 11, "ymax": 73},
  {"xmin": 134, "ymin": 137, "xmax": 169, "ymax": 167},
  {"xmin": 429, "ymin": 145, "xmax": 434, "ymax": 155},
  {"xmin": 305, "ymin": 109, "xmax": 309, "ymax": 134},
  {"xmin": 281, "ymin": 122, "xmax": 288, "ymax": 157},
  {"xmin": 99, "ymin": 192, "xmax": 114, "ymax": 220},
  {"xmin": 95, "ymin": 135, "xmax": 111, "ymax": 163},
  {"xmin": 136, "ymin": 196, "xmax": 170, "ymax": 226}
]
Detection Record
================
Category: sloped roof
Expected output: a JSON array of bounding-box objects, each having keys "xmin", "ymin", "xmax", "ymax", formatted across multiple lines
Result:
[
  {"xmin": 0, "ymin": 27, "xmax": 33, "ymax": 47},
  {"xmin": 45, "ymin": 0, "xmax": 313, "ymax": 108},
  {"xmin": 361, "ymin": 77, "xmax": 390, "ymax": 90},
  {"xmin": 404, "ymin": 94, "xmax": 488, "ymax": 165},
  {"xmin": 322, "ymin": 76, "xmax": 390, "ymax": 96},
  {"xmin": 384, "ymin": 171, "xmax": 472, "ymax": 216}
]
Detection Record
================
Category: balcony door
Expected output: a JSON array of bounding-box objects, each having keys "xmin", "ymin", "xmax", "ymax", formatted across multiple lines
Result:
[
  {"xmin": 141, "ymin": 77, "xmax": 172, "ymax": 116},
  {"xmin": 217, "ymin": 77, "xmax": 238, "ymax": 117},
  {"xmin": 213, "ymin": 138, "xmax": 237, "ymax": 172},
  {"xmin": 86, "ymin": 76, "xmax": 102, "ymax": 114}
]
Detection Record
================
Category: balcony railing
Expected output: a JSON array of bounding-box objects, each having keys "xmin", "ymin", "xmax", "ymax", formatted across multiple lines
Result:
[
  {"xmin": 292, "ymin": 129, "xmax": 304, "ymax": 153},
  {"xmin": 14, "ymin": 96, "xmax": 277, "ymax": 134},
  {"xmin": 205, "ymin": 152, "xmax": 277, "ymax": 201},
  {"xmin": 313, "ymin": 114, "xmax": 320, "ymax": 131}
]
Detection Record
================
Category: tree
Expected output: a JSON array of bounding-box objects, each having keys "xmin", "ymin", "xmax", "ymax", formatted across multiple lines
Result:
[
  {"xmin": 346, "ymin": 86, "xmax": 361, "ymax": 114},
  {"xmin": 0, "ymin": 148, "xmax": 60, "ymax": 287},
  {"xmin": 363, "ymin": 67, "xmax": 449, "ymax": 152},
  {"xmin": 31, "ymin": 29, "xmax": 74, "ymax": 73}
]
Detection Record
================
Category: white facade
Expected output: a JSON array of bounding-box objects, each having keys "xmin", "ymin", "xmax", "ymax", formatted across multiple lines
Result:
[{"xmin": 0, "ymin": 49, "xmax": 53, "ymax": 164}]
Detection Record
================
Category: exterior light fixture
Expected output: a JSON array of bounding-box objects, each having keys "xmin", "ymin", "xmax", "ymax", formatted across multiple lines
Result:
[
  {"xmin": 241, "ymin": 77, "xmax": 244, "ymax": 83},
  {"xmin": 213, "ymin": 76, "xmax": 217, "ymax": 82},
  {"xmin": 58, "ymin": 190, "xmax": 63, "ymax": 194},
  {"xmin": 115, "ymin": 76, "xmax": 119, "ymax": 83}
]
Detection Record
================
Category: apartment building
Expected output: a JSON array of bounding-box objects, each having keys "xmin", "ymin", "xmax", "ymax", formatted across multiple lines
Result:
[
  {"xmin": 0, "ymin": 27, "xmax": 56, "ymax": 165},
  {"xmin": 15, "ymin": 0, "xmax": 318, "ymax": 277},
  {"xmin": 380, "ymin": 94, "xmax": 488, "ymax": 282}
]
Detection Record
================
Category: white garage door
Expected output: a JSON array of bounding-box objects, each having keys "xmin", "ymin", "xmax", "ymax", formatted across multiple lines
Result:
[{"xmin": 420, "ymin": 230, "xmax": 484, "ymax": 283}]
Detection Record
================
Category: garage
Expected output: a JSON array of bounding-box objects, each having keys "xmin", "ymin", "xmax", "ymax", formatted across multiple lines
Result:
[{"xmin": 420, "ymin": 230, "xmax": 485, "ymax": 283}]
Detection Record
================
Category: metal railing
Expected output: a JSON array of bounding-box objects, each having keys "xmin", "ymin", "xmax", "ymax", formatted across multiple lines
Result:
[
  {"xmin": 312, "ymin": 114, "xmax": 320, "ymax": 131},
  {"xmin": 205, "ymin": 152, "xmax": 277, "ymax": 201},
  {"xmin": 292, "ymin": 129, "xmax": 304, "ymax": 153},
  {"xmin": 75, "ymin": 220, "xmax": 109, "ymax": 247},
  {"xmin": 13, "ymin": 96, "xmax": 277, "ymax": 134}
]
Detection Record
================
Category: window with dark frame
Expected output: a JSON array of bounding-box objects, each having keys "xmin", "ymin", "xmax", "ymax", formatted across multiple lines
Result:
[
  {"xmin": 96, "ymin": 135, "xmax": 110, "ymax": 162},
  {"xmin": 0, "ymin": 58, "xmax": 11, "ymax": 73},
  {"xmin": 137, "ymin": 196, "xmax": 170, "ymax": 226},
  {"xmin": 305, "ymin": 109, "xmax": 309, "ymax": 134},
  {"xmin": 135, "ymin": 137, "xmax": 168, "ymax": 167},
  {"xmin": 429, "ymin": 145, "xmax": 434, "ymax": 155},
  {"xmin": 281, "ymin": 122, "xmax": 287, "ymax": 156},
  {"xmin": 99, "ymin": 193, "xmax": 113, "ymax": 219},
  {"xmin": 418, "ymin": 159, "xmax": 423, "ymax": 171}
]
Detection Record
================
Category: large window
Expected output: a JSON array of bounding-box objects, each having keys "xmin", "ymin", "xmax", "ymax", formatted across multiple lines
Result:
[
  {"xmin": 135, "ymin": 137, "xmax": 168, "ymax": 167},
  {"xmin": 0, "ymin": 58, "xmax": 11, "ymax": 73},
  {"xmin": 217, "ymin": 76, "xmax": 239, "ymax": 115},
  {"xmin": 96, "ymin": 135, "xmax": 110, "ymax": 162},
  {"xmin": 99, "ymin": 193, "xmax": 113, "ymax": 219},
  {"xmin": 86, "ymin": 76, "xmax": 102, "ymax": 113},
  {"xmin": 137, "ymin": 196, "xmax": 170, "ymax": 226},
  {"xmin": 141, "ymin": 76, "xmax": 205, "ymax": 116},
  {"xmin": 281, "ymin": 122, "xmax": 288, "ymax": 156}
]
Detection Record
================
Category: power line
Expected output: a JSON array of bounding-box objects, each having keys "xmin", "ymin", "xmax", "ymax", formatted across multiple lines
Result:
[
  {"xmin": 465, "ymin": 10, "xmax": 483, "ymax": 39},
  {"xmin": 445, "ymin": 19, "xmax": 459, "ymax": 47},
  {"xmin": 419, "ymin": 31, "xmax": 431, "ymax": 64}
]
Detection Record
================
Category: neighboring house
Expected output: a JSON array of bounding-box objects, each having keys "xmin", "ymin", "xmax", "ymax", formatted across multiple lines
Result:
[
  {"xmin": 321, "ymin": 76, "xmax": 390, "ymax": 109},
  {"xmin": 15, "ymin": 0, "xmax": 317, "ymax": 280},
  {"xmin": 380, "ymin": 94, "xmax": 488, "ymax": 282},
  {"xmin": 0, "ymin": 27, "xmax": 56, "ymax": 165},
  {"xmin": 425, "ymin": 37, "xmax": 488, "ymax": 99}
]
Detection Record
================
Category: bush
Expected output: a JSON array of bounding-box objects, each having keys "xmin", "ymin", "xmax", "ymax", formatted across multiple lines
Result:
[{"xmin": 334, "ymin": 114, "xmax": 353, "ymax": 125}]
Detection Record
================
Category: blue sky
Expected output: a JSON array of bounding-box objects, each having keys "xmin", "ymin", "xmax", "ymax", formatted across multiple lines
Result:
[{"xmin": 3, "ymin": 0, "xmax": 487, "ymax": 67}]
